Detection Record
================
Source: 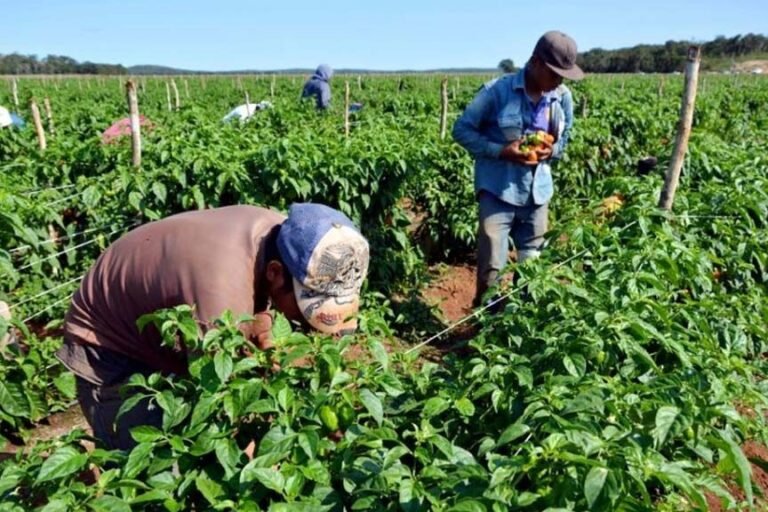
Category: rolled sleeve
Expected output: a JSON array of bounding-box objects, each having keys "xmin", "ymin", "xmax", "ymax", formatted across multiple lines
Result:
[{"xmin": 453, "ymin": 87, "xmax": 504, "ymax": 159}]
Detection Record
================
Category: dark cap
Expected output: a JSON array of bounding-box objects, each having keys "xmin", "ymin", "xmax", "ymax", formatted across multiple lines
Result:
[{"xmin": 533, "ymin": 30, "xmax": 585, "ymax": 81}]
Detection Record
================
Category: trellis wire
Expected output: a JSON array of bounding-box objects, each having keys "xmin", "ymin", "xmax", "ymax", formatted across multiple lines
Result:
[{"xmin": 405, "ymin": 220, "xmax": 639, "ymax": 355}]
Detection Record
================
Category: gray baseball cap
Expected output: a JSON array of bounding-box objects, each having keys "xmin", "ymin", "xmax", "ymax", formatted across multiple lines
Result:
[{"xmin": 533, "ymin": 31, "xmax": 585, "ymax": 81}]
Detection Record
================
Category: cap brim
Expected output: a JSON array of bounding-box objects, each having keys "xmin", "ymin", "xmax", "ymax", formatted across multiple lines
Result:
[
  {"xmin": 294, "ymin": 278, "xmax": 359, "ymax": 335},
  {"xmin": 546, "ymin": 62, "xmax": 585, "ymax": 81}
]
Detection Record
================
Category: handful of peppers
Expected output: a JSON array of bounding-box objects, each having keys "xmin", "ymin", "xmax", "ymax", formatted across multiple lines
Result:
[{"xmin": 519, "ymin": 130, "xmax": 555, "ymax": 163}]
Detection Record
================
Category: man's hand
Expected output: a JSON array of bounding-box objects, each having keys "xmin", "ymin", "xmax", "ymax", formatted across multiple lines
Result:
[
  {"xmin": 534, "ymin": 142, "xmax": 554, "ymax": 162},
  {"xmin": 240, "ymin": 312, "xmax": 274, "ymax": 351},
  {"xmin": 499, "ymin": 140, "xmax": 532, "ymax": 164},
  {"xmin": 499, "ymin": 138, "xmax": 554, "ymax": 164}
]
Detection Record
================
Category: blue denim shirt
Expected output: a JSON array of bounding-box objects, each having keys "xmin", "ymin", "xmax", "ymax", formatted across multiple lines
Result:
[{"xmin": 452, "ymin": 69, "xmax": 574, "ymax": 206}]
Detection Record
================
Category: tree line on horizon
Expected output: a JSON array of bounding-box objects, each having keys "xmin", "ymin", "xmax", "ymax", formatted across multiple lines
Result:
[
  {"xmin": 2, "ymin": 33, "xmax": 767, "ymax": 76},
  {"xmin": 578, "ymin": 33, "xmax": 768, "ymax": 73}
]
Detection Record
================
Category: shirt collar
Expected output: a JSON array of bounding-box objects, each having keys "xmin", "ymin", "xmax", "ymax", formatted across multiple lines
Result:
[{"xmin": 512, "ymin": 66, "xmax": 558, "ymax": 101}]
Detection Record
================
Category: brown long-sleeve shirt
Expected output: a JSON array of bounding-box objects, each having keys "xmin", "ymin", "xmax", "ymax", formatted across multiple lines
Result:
[{"xmin": 57, "ymin": 205, "xmax": 285, "ymax": 383}]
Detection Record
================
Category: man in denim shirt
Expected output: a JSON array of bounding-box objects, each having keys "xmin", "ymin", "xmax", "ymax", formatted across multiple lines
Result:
[{"xmin": 453, "ymin": 31, "xmax": 584, "ymax": 306}]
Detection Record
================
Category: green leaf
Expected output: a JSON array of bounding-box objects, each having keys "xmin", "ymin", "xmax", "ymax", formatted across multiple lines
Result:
[
  {"xmin": 299, "ymin": 430, "xmax": 319, "ymax": 459},
  {"xmin": 243, "ymin": 467, "xmax": 284, "ymax": 493},
  {"xmin": 196, "ymin": 471, "xmax": 224, "ymax": 505},
  {"xmin": 124, "ymin": 442, "xmax": 154, "ymax": 479},
  {"xmin": 447, "ymin": 499, "xmax": 488, "ymax": 511},
  {"xmin": 41, "ymin": 499, "xmax": 70, "ymax": 512},
  {"xmin": 131, "ymin": 425, "xmax": 164, "ymax": 444},
  {"xmin": 368, "ymin": 339, "xmax": 389, "ymax": 369},
  {"xmin": 422, "ymin": 396, "xmax": 449, "ymax": 418},
  {"xmin": 716, "ymin": 430, "xmax": 753, "ymax": 506},
  {"xmin": 584, "ymin": 467, "xmax": 609, "ymax": 508},
  {"xmin": 271, "ymin": 313, "xmax": 292, "ymax": 341},
  {"xmin": 152, "ymin": 182, "xmax": 168, "ymax": 203},
  {"xmin": 215, "ymin": 438, "xmax": 242, "ymax": 479},
  {"xmin": 53, "ymin": 373, "xmax": 76, "ymax": 399},
  {"xmin": 131, "ymin": 489, "xmax": 171, "ymax": 504},
  {"xmin": 214, "ymin": 351, "xmax": 233, "ymax": 383},
  {"xmin": 359, "ymin": 389, "xmax": 383, "ymax": 426},
  {"xmin": 89, "ymin": 496, "xmax": 132, "ymax": 512},
  {"xmin": 563, "ymin": 355, "xmax": 580, "ymax": 377},
  {"xmin": 36, "ymin": 446, "xmax": 88, "ymax": 484},
  {"xmin": 455, "ymin": 397, "xmax": 475, "ymax": 417},
  {"xmin": 496, "ymin": 423, "xmax": 531, "ymax": 448},
  {"xmin": 651, "ymin": 406, "xmax": 680, "ymax": 449},
  {"xmin": 0, "ymin": 380, "xmax": 29, "ymax": 417},
  {"xmin": 156, "ymin": 390, "xmax": 192, "ymax": 430}
]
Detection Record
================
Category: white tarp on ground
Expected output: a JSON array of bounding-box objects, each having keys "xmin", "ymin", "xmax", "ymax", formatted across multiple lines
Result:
[
  {"xmin": 0, "ymin": 106, "xmax": 12, "ymax": 128},
  {"xmin": 223, "ymin": 101, "xmax": 273, "ymax": 123}
]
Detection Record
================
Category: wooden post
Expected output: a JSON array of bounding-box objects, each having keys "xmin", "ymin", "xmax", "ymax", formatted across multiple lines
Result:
[
  {"xmin": 12, "ymin": 78, "xmax": 19, "ymax": 108},
  {"xmin": 244, "ymin": 90, "xmax": 252, "ymax": 117},
  {"xmin": 44, "ymin": 97, "xmax": 55, "ymax": 134},
  {"xmin": 439, "ymin": 78, "xmax": 449, "ymax": 140},
  {"xmin": 0, "ymin": 300, "xmax": 12, "ymax": 348},
  {"xmin": 344, "ymin": 81, "xmax": 350, "ymax": 137},
  {"xmin": 357, "ymin": 75, "xmax": 362, "ymax": 90},
  {"xmin": 658, "ymin": 47, "xmax": 701, "ymax": 211},
  {"xmin": 165, "ymin": 82, "xmax": 172, "ymax": 111},
  {"xmin": 30, "ymin": 100, "xmax": 47, "ymax": 151},
  {"xmin": 170, "ymin": 79, "xmax": 180, "ymax": 110},
  {"xmin": 270, "ymin": 75, "xmax": 275, "ymax": 98},
  {"xmin": 126, "ymin": 80, "xmax": 142, "ymax": 168},
  {"xmin": 184, "ymin": 79, "xmax": 190, "ymax": 99},
  {"xmin": 581, "ymin": 96, "xmax": 589, "ymax": 118},
  {"xmin": 658, "ymin": 76, "xmax": 665, "ymax": 98}
]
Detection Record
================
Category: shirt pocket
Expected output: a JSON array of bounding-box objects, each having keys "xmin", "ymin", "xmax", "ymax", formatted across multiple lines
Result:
[{"xmin": 498, "ymin": 112, "xmax": 523, "ymax": 142}]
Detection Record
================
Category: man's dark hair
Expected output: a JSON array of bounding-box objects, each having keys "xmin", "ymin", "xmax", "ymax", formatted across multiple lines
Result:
[{"xmin": 263, "ymin": 225, "xmax": 294, "ymax": 293}]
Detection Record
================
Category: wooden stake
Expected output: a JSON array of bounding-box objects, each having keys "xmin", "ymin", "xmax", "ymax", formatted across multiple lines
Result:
[
  {"xmin": 658, "ymin": 77, "xmax": 665, "ymax": 97},
  {"xmin": 165, "ymin": 82, "xmax": 172, "ymax": 111},
  {"xmin": 357, "ymin": 75, "xmax": 362, "ymax": 90},
  {"xmin": 244, "ymin": 90, "xmax": 252, "ymax": 117},
  {"xmin": 658, "ymin": 47, "xmax": 701, "ymax": 211},
  {"xmin": 184, "ymin": 79, "xmax": 190, "ymax": 99},
  {"xmin": 344, "ymin": 81, "xmax": 350, "ymax": 137},
  {"xmin": 0, "ymin": 300, "xmax": 12, "ymax": 348},
  {"xmin": 170, "ymin": 79, "xmax": 180, "ymax": 110},
  {"xmin": 30, "ymin": 100, "xmax": 47, "ymax": 151},
  {"xmin": 439, "ymin": 78, "xmax": 449, "ymax": 140},
  {"xmin": 270, "ymin": 75, "xmax": 275, "ymax": 98},
  {"xmin": 126, "ymin": 80, "xmax": 142, "ymax": 168},
  {"xmin": 12, "ymin": 79, "xmax": 19, "ymax": 108},
  {"xmin": 44, "ymin": 97, "xmax": 55, "ymax": 134}
]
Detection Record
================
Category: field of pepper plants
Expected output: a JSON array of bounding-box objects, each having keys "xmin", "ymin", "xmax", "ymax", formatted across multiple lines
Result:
[{"xmin": 0, "ymin": 71, "xmax": 767, "ymax": 511}]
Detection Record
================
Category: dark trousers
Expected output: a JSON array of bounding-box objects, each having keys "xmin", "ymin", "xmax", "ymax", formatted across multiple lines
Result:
[{"xmin": 76, "ymin": 375, "xmax": 163, "ymax": 451}]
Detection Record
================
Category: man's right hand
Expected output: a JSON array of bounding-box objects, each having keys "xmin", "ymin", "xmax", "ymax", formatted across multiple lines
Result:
[{"xmin": 499, "ymin": 140, "xmax": 537, "ymax": 165}]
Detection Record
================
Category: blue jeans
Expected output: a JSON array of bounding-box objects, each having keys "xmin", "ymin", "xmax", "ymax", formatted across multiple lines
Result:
[{"xmin": 475, "ymin": 191, "xmax": 548, "ymax": 304}]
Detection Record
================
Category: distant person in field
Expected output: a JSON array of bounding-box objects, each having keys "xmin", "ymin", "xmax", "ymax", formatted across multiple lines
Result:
[
  {"xmin": 301, "ymin": 64, "xmax": 333, "ymax": 110},
  {"xmin": 57, "ymin": 203, "xmax": 369, "ymax": 450},
  {"xmin": 452, "ymin": 30, "xmax": 584, "ymax": 308}
]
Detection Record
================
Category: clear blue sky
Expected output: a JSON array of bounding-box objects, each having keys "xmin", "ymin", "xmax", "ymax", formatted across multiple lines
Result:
[{"xmin": 2, "ymin": 0, "xmax": 766, "ymax": 71}]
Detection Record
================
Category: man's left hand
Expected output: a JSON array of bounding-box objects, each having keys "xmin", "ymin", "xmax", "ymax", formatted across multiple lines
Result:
[{"xmin": 534, "ymin": 142, "xmax": 554, "ymax": 161}]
